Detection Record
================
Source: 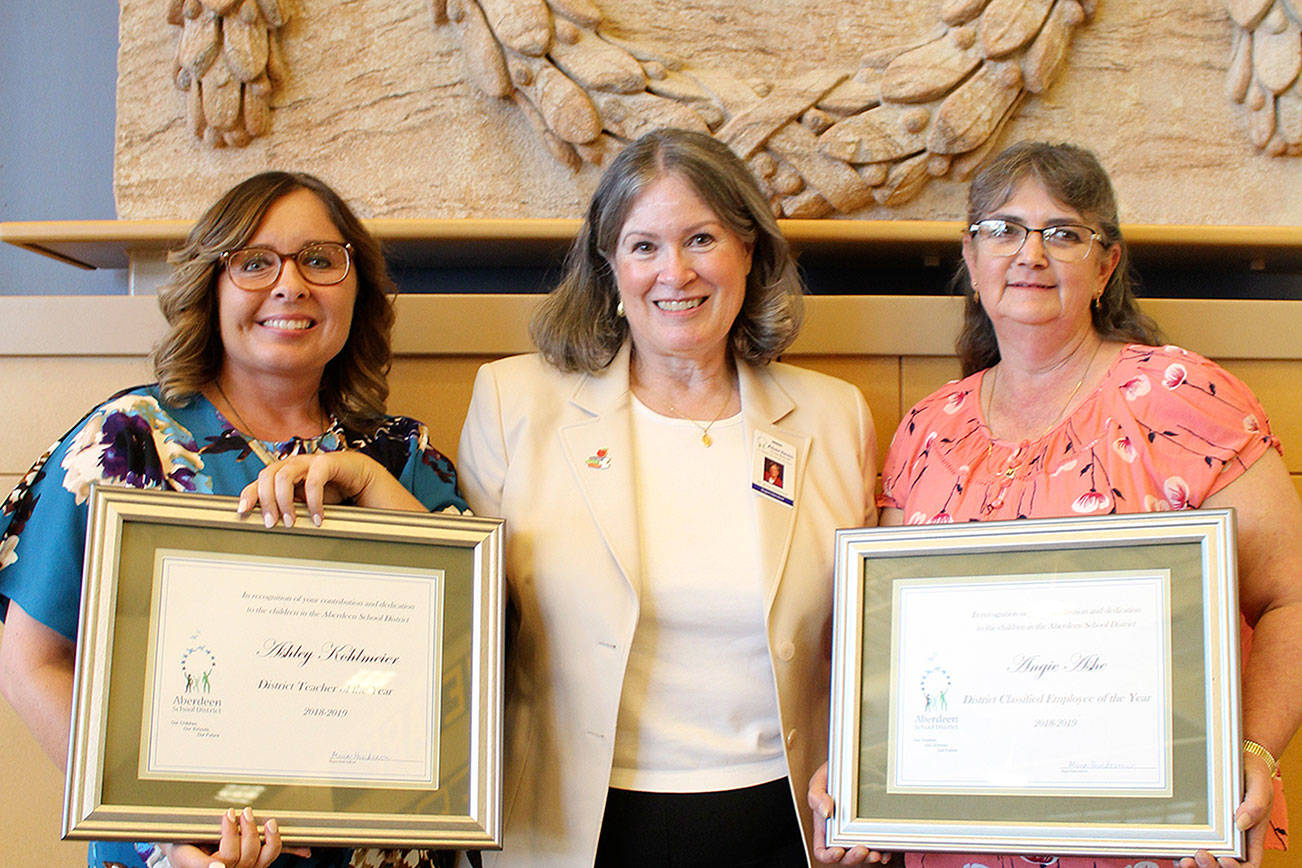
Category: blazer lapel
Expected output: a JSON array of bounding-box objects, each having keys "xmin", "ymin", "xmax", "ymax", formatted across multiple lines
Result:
[
  {"xmin": 738, "ymin": 363, "xmax": 810, "ymax": 613},
  {"xmin": 558, "ymin": 343, "xmax": 641, "ymax": 597}
]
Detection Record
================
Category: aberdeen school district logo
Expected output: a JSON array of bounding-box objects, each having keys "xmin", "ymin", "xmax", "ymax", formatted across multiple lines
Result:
[
  {"xmin": 921, "ymin": 665, "xmax": 950, "ymax": 712},
  {"xmin": 180, "ymin": 638, "xmax": 217, "ymax": 694}
]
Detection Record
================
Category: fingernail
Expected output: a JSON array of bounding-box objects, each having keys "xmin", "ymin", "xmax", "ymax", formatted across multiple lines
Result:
[
  {"xmin": 312, "ymin": 512, "xmax": 322, "ymax": 527},
  {"xmin": 226, "ymin": 807, "xmax": 238, "ymax": 822},
  {"xmin": 263, "ymin": 512, "xmax": 275, "ymax": 528},
  {"xmin": 243, "ymin": 806, "xmax": 254, "ymax": 821},
  {"xmin": 211, "ymin": 862, "xmax": 225, "ymax": 868},
  {"xmin": 237, "ymin": 495, "xmax": 249, "ymax": 515},
  {"xmin": 283, "ymin": 513, "xmax": 294, "ymax": 528},
  {"xmin": 265, "ymin": 818, "xmax": 278, "ymax": 834}
]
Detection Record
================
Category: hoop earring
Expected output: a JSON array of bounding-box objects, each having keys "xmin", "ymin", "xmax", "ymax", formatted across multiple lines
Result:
[{"xmin": 616, "ymin": 299, "xmax": 625, "ymax": 317}]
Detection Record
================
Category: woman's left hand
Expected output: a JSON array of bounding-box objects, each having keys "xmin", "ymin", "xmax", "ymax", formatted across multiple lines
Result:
[
  {"xmin": 161, "ymin": 807, "xmax": 310, "ymax": 868},
  {"xmin": 1178, "ymin": 756, "xmax": 1274, "ymax": 868},
  {"xmin": 237, "ymin": 452, "xmax": 424, "ymax": 527}
]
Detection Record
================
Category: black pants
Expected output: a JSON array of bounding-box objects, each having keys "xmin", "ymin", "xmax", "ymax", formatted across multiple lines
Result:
[{"xmin": 594, "ymin": 778, "xmax": 807, "ymax": 868}]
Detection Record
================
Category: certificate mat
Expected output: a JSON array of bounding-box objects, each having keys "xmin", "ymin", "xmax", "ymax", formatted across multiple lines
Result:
[
  {"xmin": 65, "ymin": 486, "xmax": 504, "ymax": 848},
  {"xmin": 140, "ymin": 550, "xmax": 444, "ymax": 787},
  {"xmin": 887, "ymin": 570, "xmax": 1174, "ymax": 798},
  {"xmin": 826, "ymin": 511, "xmax": 1243, "ymax": 859}
]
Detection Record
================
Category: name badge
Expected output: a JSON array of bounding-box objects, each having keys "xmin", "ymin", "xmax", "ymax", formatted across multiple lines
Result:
[{"xmin": 752, "ymin": 431, "xmax": 795, "ymax": 506}]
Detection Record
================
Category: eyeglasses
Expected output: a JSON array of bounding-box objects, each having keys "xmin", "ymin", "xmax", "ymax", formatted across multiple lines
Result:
[
  {"xmin": 968, "ymin": 219, "xmax": 1102, "ymax": 262},
  {"xmin": 220, "ymin": 242, "xmax": 353, "ymax": 291}
]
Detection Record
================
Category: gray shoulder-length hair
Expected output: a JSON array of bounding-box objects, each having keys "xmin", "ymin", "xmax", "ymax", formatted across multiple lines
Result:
[
  {"xmin": 150, "ymin": 171, "xmax": 397, "ymax": 431},
  {"xmin": 531, "ymin": 128, "xmax": 805, "ymax": 372},
  {"xmin": 955, "ymin": 141, "xmax": 1162, "ymax": 376}
]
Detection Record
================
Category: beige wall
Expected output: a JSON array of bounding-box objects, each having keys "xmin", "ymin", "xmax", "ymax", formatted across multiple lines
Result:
[{"xmin": 2, "ymin": 295, "xmax": 1300, "ymax": 865}]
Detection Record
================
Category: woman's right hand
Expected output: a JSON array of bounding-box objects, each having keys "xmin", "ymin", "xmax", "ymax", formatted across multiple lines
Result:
[
  {"xmin": 237, "ymin": 452, "xmax": 424, "ymax": 527},
  {"xmin": 161, "ymin": 807, "xmax": 309, "ymax": 868},
  {"xmin": 808, "ymin": 762, "xmax": 893, "ymax": 864}
]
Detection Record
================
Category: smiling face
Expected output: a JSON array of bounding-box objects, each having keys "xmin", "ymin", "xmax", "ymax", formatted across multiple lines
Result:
[
  {"xmin": 963, "ymin": 178, "xmax": 1120, "ymax": 340},
  {"xmin": 216, "ymin": 188, "xmax": 358, "ymax": 390},
  {"xmin": 609, "ymin": 172, "xmax": 753, "ymax": 372}
]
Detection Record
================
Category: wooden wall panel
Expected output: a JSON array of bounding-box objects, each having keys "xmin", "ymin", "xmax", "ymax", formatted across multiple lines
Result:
[
  {"xmin": 388, "ymin": 355, "xmax": 500, "ymax": 465},
  {"xmin": 0, "ymin": 639, "xmax": 89, "ymax": 867},
  {"xmin": 1220, "ymin": 360, "xmax": 1302, "ymax": 476},
  {"xmin": 785, "ymin": 354, "xmax": 898, "ymax": 470},
  {"xmin": 0, "ymin": 357, "xmax": 153, "ymax": 476}
]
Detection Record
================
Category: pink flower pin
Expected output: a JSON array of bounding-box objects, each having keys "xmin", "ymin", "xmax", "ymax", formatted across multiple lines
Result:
[{"xmin": 1162, "ymin": 363, "xmax": 1187, "ymax": 389}]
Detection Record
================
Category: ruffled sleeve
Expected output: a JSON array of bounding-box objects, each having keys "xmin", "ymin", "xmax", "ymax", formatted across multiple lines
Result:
[
  {"xmin": 1109, "ymin": 345, "xmax": 1280, "ymax": 510},
  {"xmin": 353, "ymin": 415, "xmax": 469, "ymax": 514},
  {"xmin": 0, "ymin": 387, "xmax": 198, "ymax": 639}
]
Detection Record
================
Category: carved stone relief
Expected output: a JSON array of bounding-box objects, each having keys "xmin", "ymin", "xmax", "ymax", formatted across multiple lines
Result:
[
  {"xmin": 1224, "ymin": 0, "xmax": 1302, "ymax": 155},
  {"xmin": 438, "ymin": 0, "xmax": 1095, "ymax": 215},
  {"xmin": 118, "ymin": 1, "xmax": 1302, "ymax": 224},
  {"xmin": 168, "ymin": 0, "xmax": 288, "ymax": 147}
]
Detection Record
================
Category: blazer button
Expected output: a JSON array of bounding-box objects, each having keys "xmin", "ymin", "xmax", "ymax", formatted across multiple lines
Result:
[
  {"xmin": 785, "ymin": 728, "xmax": 798, "ymax": 748},
  {"xmin": 777, "ymin": 641, "xmax": 795, "ymax": 661}
]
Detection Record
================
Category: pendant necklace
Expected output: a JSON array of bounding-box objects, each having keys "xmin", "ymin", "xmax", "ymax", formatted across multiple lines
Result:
[
  {"xmin": 670, "ymin": 390, "xmax": 735, "ymax": 447},
  {"xmin": 985, "ymin": 339, "xmax": 1103, "ymax": 480},
  {"xmin": 215, "ymin": 381, "xmax": 321, "ymax": 468}
]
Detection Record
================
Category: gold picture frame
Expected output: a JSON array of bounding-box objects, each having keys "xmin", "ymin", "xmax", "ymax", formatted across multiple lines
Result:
[{"xmin": 64, "ymin": 485, "xmax": 503, "ymax": 849}]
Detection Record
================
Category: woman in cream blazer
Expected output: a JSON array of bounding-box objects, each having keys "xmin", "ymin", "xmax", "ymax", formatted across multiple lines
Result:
[
  {"xmin": 458, "ymin": 345, "xmax": 874, "ymax": 866},
  {"xmin": 457, "ymin": 130, "xmax": 876, "ymax": 867}
]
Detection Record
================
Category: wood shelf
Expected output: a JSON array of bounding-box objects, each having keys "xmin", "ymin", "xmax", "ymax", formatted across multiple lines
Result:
[{"xmin": 4, "ymin": 219, "xmax": 1301, "ymax": 273}]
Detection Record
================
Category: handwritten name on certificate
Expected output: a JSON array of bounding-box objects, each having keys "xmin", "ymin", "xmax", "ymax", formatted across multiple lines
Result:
[
  {"xmin": 139, "ymin": 550, "xmax": 443, "ymax": 788},
  {"xmin": 886, "ymin": 570, "xmax": 1172, "ymax": 798}
]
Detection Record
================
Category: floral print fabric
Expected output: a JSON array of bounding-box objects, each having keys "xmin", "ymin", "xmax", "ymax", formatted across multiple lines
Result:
[
  {"xmin": 0, "ymin": 385, "xmax": 466, "ymax": 642},
  {"xmin": 880, "ymin": 344, "xmax": 1279, "ymax": 523},
  {"xmin": 879, "ymin": 345, "xmax": 1286, "ymax": 866}
]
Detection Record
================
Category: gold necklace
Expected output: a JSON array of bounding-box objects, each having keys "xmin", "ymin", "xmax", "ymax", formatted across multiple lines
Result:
[
  {"xmin": 670, "ymin": 391, "xmax": 735, "ymax": 447},
  {"xmin": 214, "ymin": 381, "xmax": 323, "ymax": 468},
  {"xmin": 986, "ymin": 340, "xmax": 1104, "ymax": 479}
]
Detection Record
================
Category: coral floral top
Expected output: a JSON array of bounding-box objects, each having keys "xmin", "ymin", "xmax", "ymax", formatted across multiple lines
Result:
[{"xmin": 879, "ymin": 344, "xmax": 1287, "ymax": 867}]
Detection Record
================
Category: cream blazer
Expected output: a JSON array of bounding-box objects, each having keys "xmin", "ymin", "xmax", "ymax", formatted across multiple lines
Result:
[{"xmin": 457, "ymin": 344, "xmax": 876, "ymax": 867}]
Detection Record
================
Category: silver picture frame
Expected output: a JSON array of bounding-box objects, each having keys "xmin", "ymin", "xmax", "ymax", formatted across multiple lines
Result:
[{"xmin": 826, "ymin": 510, "xmax": 1243, "ymax": 859}]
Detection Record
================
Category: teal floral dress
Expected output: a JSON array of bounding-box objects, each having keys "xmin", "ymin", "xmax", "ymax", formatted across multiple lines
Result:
[{"xmin": 0, "ymin": 385, "xmax": 468, "ymax": 868}]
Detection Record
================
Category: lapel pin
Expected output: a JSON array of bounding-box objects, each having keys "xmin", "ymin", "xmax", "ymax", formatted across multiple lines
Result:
[{"xmin": 586, "ymin": 448, "xmax": 611, "ymax": 469}]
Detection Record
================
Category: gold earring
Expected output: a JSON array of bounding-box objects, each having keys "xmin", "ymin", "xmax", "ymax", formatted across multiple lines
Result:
[{"xmin": 616, "ymin": 299, "xmax": 625, "ymax": 317}]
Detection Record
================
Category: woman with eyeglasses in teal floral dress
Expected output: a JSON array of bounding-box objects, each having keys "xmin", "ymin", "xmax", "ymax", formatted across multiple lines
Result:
[{"xmin": 0, "ymin": 172, "xmax": 466, "ymax": 868}]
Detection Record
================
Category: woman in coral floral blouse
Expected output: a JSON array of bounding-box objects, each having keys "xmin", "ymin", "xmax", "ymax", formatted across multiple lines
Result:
[{"xmin": 809, "ymin": 142, "xmax": 1302, "ymax": 868}]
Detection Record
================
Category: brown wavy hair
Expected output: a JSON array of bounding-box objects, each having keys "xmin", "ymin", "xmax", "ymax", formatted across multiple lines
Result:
[
  {"xmin": 150, "ymin": 172, "xmax": 396, "ymax": 431},
  {"xmin": 531, "ymin": 128, "xmax": 805, "ymax": 372},
  {"xmin": 955, "ymin": 141, "xmax": 1162, "ymax": 376}
]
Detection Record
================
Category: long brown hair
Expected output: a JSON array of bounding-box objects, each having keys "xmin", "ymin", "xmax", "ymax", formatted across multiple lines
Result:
[{"xmin": 151, "ymin": 172, "xmax": 396, "ymax": 430}]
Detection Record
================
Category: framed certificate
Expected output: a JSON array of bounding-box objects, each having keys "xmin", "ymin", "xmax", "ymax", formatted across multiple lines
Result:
[
  {"xmin": 826, "ymin": 510, "xmax": 1243, "ymax": 859},
  {"xmin": 64, "ymin": 485, "xmax": 504, "ymax": 848}
]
